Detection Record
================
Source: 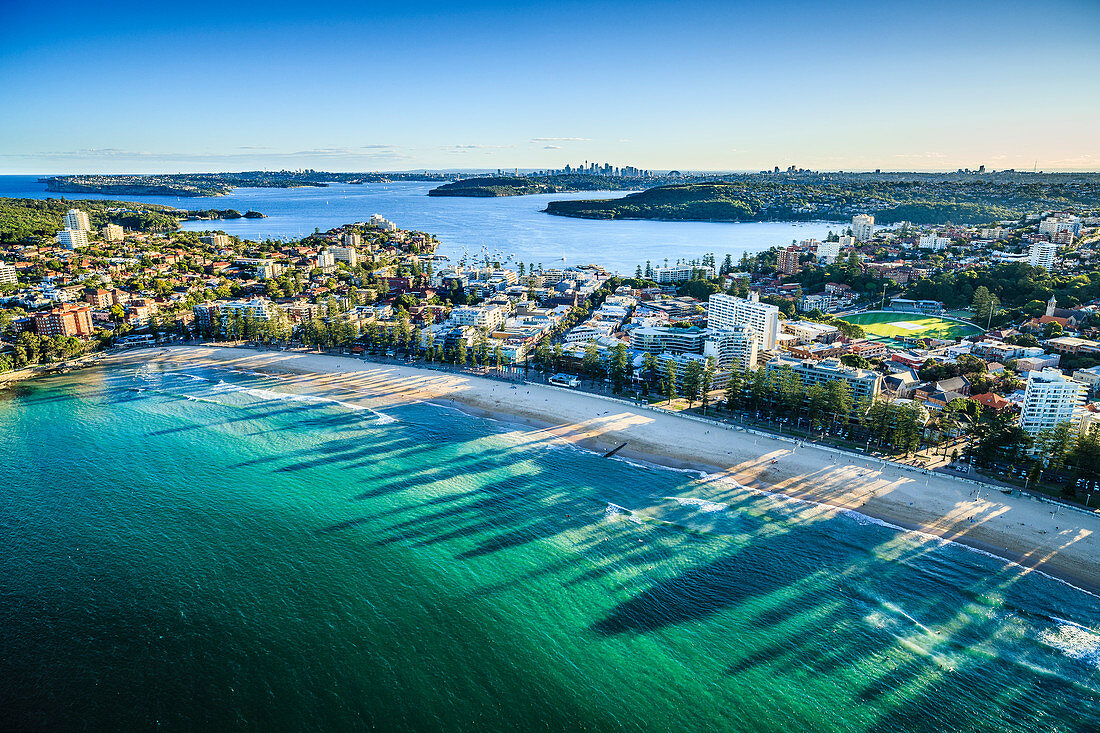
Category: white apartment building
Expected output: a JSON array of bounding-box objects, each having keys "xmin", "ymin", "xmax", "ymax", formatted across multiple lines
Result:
[
  {"xmin": 815, "ymin": 239, "xmax": 840, "ymax": 263},
  {"xmin": 218, "ymin": 298, "xmax": 278, "ymax": 320},
  {"xmin": 101, "ymin": 223, "xmax": 124, "ymax": 242},
  {"xmin": 1029, "ymin": 241, "xmax": 1057, "ymax": 270},
  {"xmin": 765, "ymin": 355, "xmax": 882, "ymax": 401},
  {"xmin": 703, "ymin": 325, "xmax": 758, "ymax": 370},
  {"xmin": 1039, "ymin": 216, "xmax": 1081, "ymax": 237},
  {"xmin": 330, "ymin": 246, "xmax": 358, "ymax": 266},
  {"xmin": 449, "ymin": 305, "xmax": 507, "ymax": 331},
  {"xmin": 838, "ymin": 235, "xmax": 856, "ymax": 248},
  {"xmin": 56, "ymin": 228, "xmax": 89, "ymax": 249},
  {"xmin": 1019, "ymin": 368, "xmax": 1086, "ymax": 437},
  {"xmin": 707, "ymin": 292, "xmax": 779, "ymax": 350},
  {"xmin": 200, "ymin": 233, "xmax": 231, "ymax": 248},
  {"xmin": 652, "ymin": 264, "xmax": 715, "ymax": 284},
  {"xmin": 0, "ymin": 262, "xmax": 17, "ymax": 285},
  {"xmin": 799, "ymin": 293, "xmax": 837, "ymax": 313},
  {"xmin": 369, "ymin": 214, "xmax": 397, "ymax": 232},
  {"xmin": 316, "ymin": 249, "xmax": 336, "ymax": 268},
  {"xmin": 632, "ymin": 325, "xmax": 709, "ymax": 354},
  {"xmin": 852, "ymin": 215, "xmax": 875, "ymax": 243},
  {"xmin": 918, "ymin": 234, "xmax": 951, "ymax": 250},
  {"xmin": 342, "ymin": 231, "xmax": 361, "ymax": 248},
  {"xmin": 65, "ymin": 209, "xmax": 91, "ymax": 231}
]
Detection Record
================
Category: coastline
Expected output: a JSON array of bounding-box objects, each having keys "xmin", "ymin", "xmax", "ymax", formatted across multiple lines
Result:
[
  {"xmin": 104, "ymin": 345, "xmax": 1100, "ymax": 595},
  {"xmin": 0, "ymin": 351, "xmax": 109, "ymax": 391}
]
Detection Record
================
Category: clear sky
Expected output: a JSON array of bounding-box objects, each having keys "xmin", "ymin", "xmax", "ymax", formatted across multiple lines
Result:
[{"xmin": 1, "ymin": 0, "xmax": 1098, "ymax": 174}]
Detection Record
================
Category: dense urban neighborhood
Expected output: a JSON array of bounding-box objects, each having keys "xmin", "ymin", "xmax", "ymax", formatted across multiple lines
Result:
[{"xmin": 4, "ymin": 197, "xmax": 1100, "ymax": 507}]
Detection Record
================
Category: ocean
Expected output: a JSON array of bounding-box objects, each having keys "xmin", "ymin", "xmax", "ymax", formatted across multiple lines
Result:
[
  {"xmin": 0, "ymin": 175, "xmax": 839, "ymax": 274},
  {"xmin": 1, "ymin": 362, "xmax": 1098, "ymax": 731}
]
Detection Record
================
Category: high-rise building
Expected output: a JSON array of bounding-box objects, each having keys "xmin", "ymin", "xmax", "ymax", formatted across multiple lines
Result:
[
  {"xmin": 342, "ymin": 231, "xmax": 361, "ymax": 248},
  {"xmin": 706, "ymin": 292, "xmax": 779, "ymax": 350},
  {"xmin": 1029, "ymin": 241, "xmax": 1057, "ymax": 270},
  {"xmin": 316, "ymin": 249, "xmax": 336, "ymax": 268},
  {"xmin": 0, "ymin": 262, "xmax": 16, "ymax": 285},
  {"xmin": 815, "ymin": 240, "xmax": 840, "ymax": 263},
  {"xmin": 64, "ymin": 209, "xmax": 91, "ymax": 231},
  {"xmin": 703, "ymin": 325, "xmax": 759, "ymax": 370},
  {"xmin": 776, "ymin": 246, "xmax": 802, "ymax": 275},
  {"xmin": 102, "ymin": 223, "xmax": 124, "ymax": 242},
  {"xmin": 56, "ymin": 228, "xmax": 89, "ymax": 249},
  {"xmin": 852, "ymin": 214, "xmax": 875, "ymax": 242},
  {"xmin": 1019, "ymin": 368, "xmax": 1086, "ymax": 436}
]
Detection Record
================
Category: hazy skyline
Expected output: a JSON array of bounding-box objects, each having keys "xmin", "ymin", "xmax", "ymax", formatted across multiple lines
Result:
[{"xmin": 2, "ymin": 0, "xmax": 1098, "ymax": 174}]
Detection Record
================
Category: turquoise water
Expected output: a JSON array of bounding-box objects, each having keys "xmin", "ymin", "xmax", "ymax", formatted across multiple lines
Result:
[
  {"xmin": 2, "ymin": 363, "xmax": 1099, "ymax": 731},
  {"xmin": 0, "ymin": 175, "xmax": 839, "ymax": 274}
]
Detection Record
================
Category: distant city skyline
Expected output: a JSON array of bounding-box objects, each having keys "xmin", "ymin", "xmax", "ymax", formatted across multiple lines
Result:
[{"xmin": 2, "ymin": 0, "xmax": 1098, "ymax": 174}]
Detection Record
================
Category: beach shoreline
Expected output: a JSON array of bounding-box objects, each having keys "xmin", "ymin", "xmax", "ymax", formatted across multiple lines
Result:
[{"xmin": 105, "ymin": 345, "xmax": 1100, "ymax": 595}]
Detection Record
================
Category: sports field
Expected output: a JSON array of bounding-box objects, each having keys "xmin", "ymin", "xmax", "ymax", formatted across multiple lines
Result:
[{"xmin": 837, "ymin": 311, "xmax": 984, "ymax": 343}]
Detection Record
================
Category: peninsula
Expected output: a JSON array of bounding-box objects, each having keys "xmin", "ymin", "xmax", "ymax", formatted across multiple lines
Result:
[
  {"xmin": 429, "ymin": 174, "xmax": 650, "ymax": 197},
  {"xmin": 543, "ymin": 173, "xmax": 1100, "ymax": 225},
  {"xmin": 41, "ymin": 170, "xmax": 454, "ymax": 197},
  {"xmin": 0, "ymin": 197, "xmax": 261, "ymax": 243}
]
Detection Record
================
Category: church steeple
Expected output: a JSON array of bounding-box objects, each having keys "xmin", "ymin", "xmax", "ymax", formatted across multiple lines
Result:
[{"xmin": 1046, "ymin": 294, "xmax": 1057, "ymax": 317}]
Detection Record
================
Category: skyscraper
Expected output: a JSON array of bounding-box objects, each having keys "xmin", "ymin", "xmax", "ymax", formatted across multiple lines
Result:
[
  {"xmin": 1020, "ymin": 368, "xmax": 1086, "ymax": 436},
  {"xmin": 851, "ymin": 214, "xmax": 874, "ymax": 242},
  {"xmin": 706, "ymin": 292, "xmax": 779, "ymax": 350},
  {"xmin": 1029, "ymin": 241, "xmax": 1057, "ymax": 270},
  {"xmin": 64, "ymin": 209, "xmax": 91, "ymax": 231}
]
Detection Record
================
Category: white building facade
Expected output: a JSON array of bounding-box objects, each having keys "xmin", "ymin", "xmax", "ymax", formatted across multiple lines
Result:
[
  {"xmin": 1019, "ymin": 368, "xmax": 1086, "ymax": 437},
  {"xmin": 706, "ymin": 292, "xmax": 779, "ymax": 350}
]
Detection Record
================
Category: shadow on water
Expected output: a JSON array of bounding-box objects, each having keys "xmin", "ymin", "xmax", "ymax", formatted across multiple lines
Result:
[{"xmin": 307, "ymin": 416, "xmax": 1100, "ymax": 732}]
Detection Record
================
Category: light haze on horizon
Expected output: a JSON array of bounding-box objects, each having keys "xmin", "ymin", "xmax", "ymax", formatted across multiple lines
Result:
[{"xmin": 1, "ymin": 0, "xmax": 1098, "ymax": 174}]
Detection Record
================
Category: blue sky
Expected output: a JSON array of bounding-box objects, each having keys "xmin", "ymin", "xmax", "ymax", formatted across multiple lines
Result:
[{"xmin": 1, "ymin": 0, "xmax": 1098, "ymax": 173}]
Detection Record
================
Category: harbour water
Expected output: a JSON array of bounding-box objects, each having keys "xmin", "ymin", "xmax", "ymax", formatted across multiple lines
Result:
[
  {"xmin": 2, "ymin": 363, "xmax": 1098, "ymax": 730},
  {"xmin": 0, "ymin": 175, "xmax": 839, "ymax": 274}
]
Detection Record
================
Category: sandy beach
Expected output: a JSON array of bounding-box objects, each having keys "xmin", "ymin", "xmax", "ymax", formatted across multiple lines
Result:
[{"xmin": 108, "ymin": 345, "xmax": 1100, "ymax": 594}]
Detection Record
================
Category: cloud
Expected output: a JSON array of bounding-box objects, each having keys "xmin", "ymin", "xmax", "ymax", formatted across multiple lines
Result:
[
  {"xmin": 0, "ymin": 146, "xmax": 414, "ymax": 163},
  {"xmin": 443, "ymin": 144, "xmax": 515, "ymax": 152},
  {"xmin": 892, "ymin": 151, "xmax": 948, "ymax": 160},
  {"xmin": 543, "ymin": 145, "xmax": 560, "ymax": 150},
  {"xmin": 530, "ymin": 137, "xmax": 590, "ymax": 143}
]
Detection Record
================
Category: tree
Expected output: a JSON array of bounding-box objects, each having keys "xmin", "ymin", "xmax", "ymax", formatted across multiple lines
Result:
[
  {"xmin": 971, "ymin": 285, "xmax": 996, "ymax": 322},
  {"xmin": 681, "ymin": 359, "xmax": 703, "ymax": 407},
  {"xmin": 840, "ymin": 353, "xmax": 871, "ymax": 369},
  {"xmin": 662, "ymin": 359, "xmax": 678, "ymax": 404},
  {"xmin": 582, "ymin": 341, "xmax": 602, "ymax": 383},
  {"xmin": 609, "ymin": 343, "xmax": 629, "ymax": 394},
  {"xmin": 455, "ymin": 340, "xmax": 467, "ymax": 366},
  {"xmin": 700, "ymin": 357, "xmax": 716, "ymax": 413}
]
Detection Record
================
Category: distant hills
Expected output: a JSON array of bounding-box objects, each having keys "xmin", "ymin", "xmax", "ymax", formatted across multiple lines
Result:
[{"xmin": 41, "ymin": 171, "xmax": 453, "ymax": 197}]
